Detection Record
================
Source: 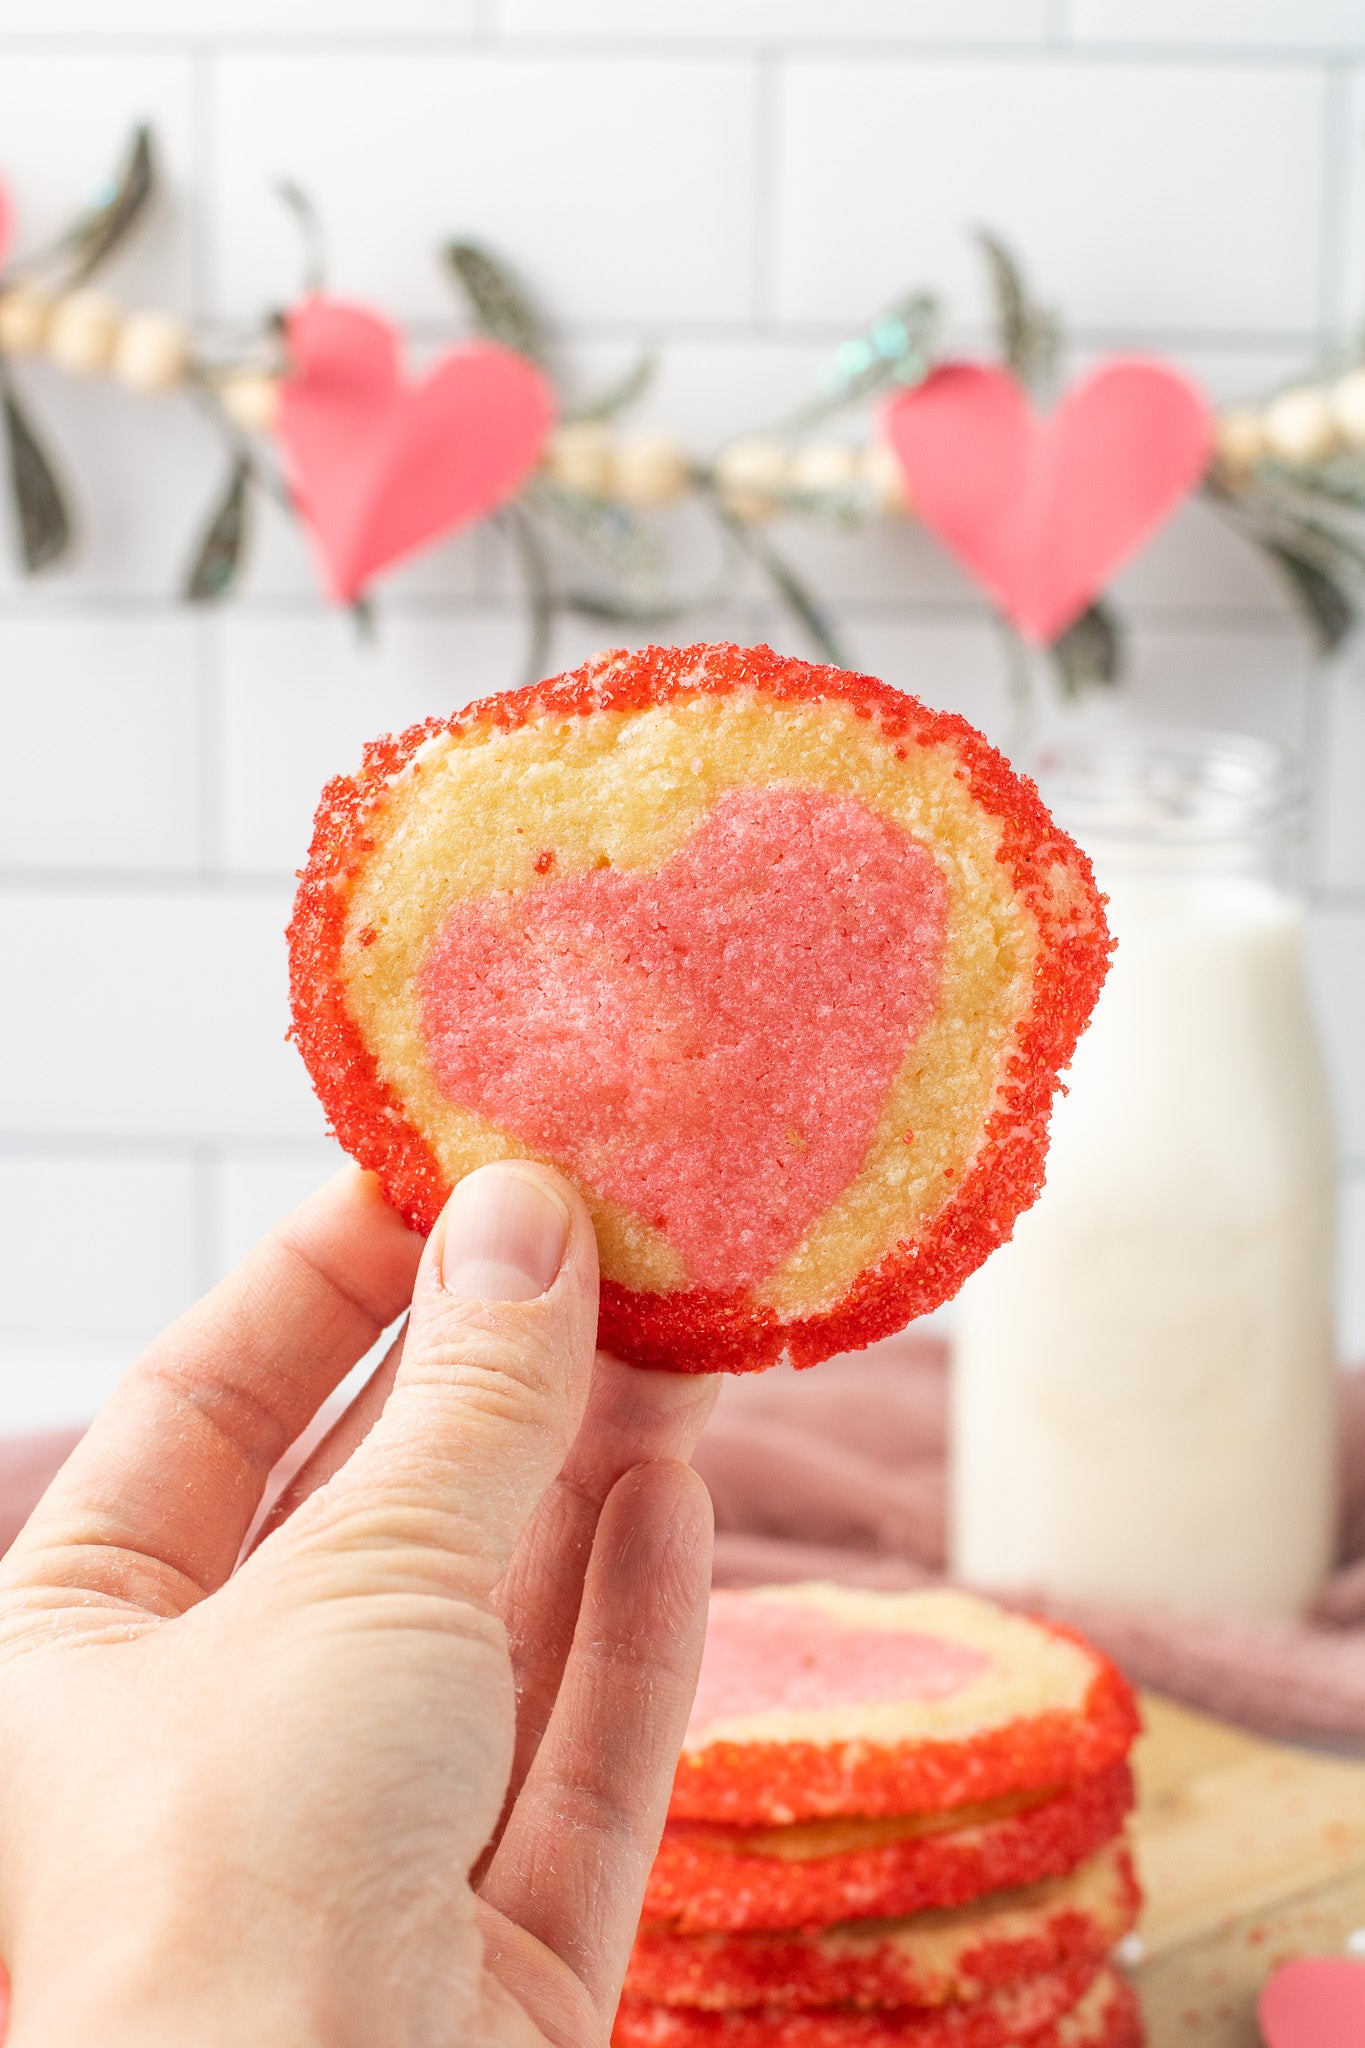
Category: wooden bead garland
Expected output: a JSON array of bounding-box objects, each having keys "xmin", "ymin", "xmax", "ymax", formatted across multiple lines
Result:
[{"xmin": 45, "ymin": 289, "xmax": 120, "ymax": 376}]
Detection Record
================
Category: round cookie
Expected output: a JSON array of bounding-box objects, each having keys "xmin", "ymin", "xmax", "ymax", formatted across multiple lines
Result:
[
  {"xmin": 627, "ymin": 1839, "xmax": 1139, "ymax": 2009},
  {"xmin": 669, "ymin": 1587, "xmax": 1140, "ymax": 1828},
  {"xmin": 644, "ymin": 1764, "xmax": 1133, "ymax": 1935},
  {"xmin": 611, "ymin": 1962, "xmax": 1141, "ymax": 2047},
  {"xmin": 288, "ymin": 641, "xmax": 1110, "ymax": 1374}
]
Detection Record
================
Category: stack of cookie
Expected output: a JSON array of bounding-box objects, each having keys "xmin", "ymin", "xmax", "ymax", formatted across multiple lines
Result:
[{"xmin": 616, "ymin": 1586, "xmax": 1144, "ymax": 2047}]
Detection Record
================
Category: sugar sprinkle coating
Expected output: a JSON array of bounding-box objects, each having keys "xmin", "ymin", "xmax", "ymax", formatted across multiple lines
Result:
[
  {"xmin": 611, "ymin": 1961, "xmax": 1141, "ymax": 2047},
  {"xmin": 289, "ymin": 642, "xmax": 1110, "ymax": 1374},
  {"xmin": 671, "ymin": 1589, "xmax": 1140, "ymax": 1829},
  {"xmin": 626, "ymin": 1840, "xmax": 1139, "ymax": 2010},
  {"xmin": 645, "ymin": 1764, "xmax": 1133, "ymax": 1935}
]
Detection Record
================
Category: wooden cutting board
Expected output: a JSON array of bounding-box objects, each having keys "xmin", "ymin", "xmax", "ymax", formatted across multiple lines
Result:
[{"xmin": 1129, "ymin": 1692, "xmax": 1365, "ymax": 2043}]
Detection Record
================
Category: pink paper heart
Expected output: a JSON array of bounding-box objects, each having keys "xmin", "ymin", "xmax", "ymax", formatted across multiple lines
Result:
[
  {"xmin": 690, "ymin": 1600, "xmax": 991, "ymax": 1733},
  {"xmin": 885, "ymin": 359, "xmax": 1211, "ymax": 644},
  {"xmin": 418, "ymin": 785, "xmax": 949, "ymax": 1293},
  {"xmin": 1260, "ymin": 1958, "xmax": 1365, "ymax": 2047},
  {"xmin": 277, "ymin": 296, "xmax": 555, "ymax": 602}
]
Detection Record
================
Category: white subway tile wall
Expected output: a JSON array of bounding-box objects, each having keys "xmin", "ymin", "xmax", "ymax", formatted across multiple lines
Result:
[{"xmin": 2, "ymin": 0, "xmax": 1364, "ymax": 1426}]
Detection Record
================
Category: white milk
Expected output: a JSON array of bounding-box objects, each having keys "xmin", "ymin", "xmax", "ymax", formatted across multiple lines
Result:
[{"xmin": 950, "ymin": 741, "xmax": 1338, "ymax": 1619}]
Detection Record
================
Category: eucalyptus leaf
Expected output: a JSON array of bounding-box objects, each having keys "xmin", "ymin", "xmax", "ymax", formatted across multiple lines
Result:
[
  {"xmin": 785, "ymin": 482, "xmax": 881, "ymax": 531},
  {"xmin": 975, "ymin": 228, "xmax": 1060, "ymax": 396},
  {"xmin": 1049, "ymin": 600, "xmax": 1123, "ymax": 697},
  {"xmin": 567, "ymin": 348, "xmax": 657, "ymax": 424},
  {"xmin": 1234, "ymin": 462, "xmax": 1365, "ymax": 543},
  {"xmin": 1262, "ymin": 541, "xmax": 1357, "ymax": 654},
  {"xmin": 184, "ymin": 456, "xmax": 250, "ymax": 603},
  {"xmin": 789, "ymin": 291, "xmax": 938, "ymax": 434},
  {"xmin": 1237, "ymin": 494, "xmax": 1365, "ymax": 587},
  {"xmin": 563, "ymin": 591, "xmax": 690, "ymax": 628},
  {"xmin": 716, "ymin": 502, "xmax": 851, "ymax": 668},
  {"xmin": 1205, "ymin": 472, "xmax": 1365, "ymax": 628},
  {"xmin": 1255, "ymin": 455, "xmax": 1365, "ymax": 513},
  {"xmin": 275, "ymin": 179, "xmax": 327, "ymax": 297},
  {"xmin": 530, "ymin": 477, "xmax": 660, "ymax": 581},
  {"xmin": 445, "ymin": 242, "xmax": 551, "ymax": 368},
  {"xmin": 67, "ymin": 126, "xmax": 156, "ymax": 287},
  {"xmin": 501, "ymin": 501, "xmax": 557, "ymax": 689},
  {"xmin": 0, "ymin": 366, "xmax": 72, "ymax": 574}
]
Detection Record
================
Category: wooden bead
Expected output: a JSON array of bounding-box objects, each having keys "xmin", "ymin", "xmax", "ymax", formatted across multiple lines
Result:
[
  {"xmin": 860, "ymin": 440, "xmax": 909, "ymax": 515},
  {"xmin": 544, "ymin": 421, "xmax": 612, "ymax": 496},
  {"xmin": 112, "ymin": 310, "xmax": 189, "ymax": 393},
  {"xmin": 218, "ymin": 371, "xmax": 280, "ymax": 435},
  {"xmin": 1214, "ymin": 407, "xmax": 1267, "ymax": 480},
  {"xmin": 1329, "ymin": 367, "xmax": 1365, "ymax": 454},
  {"xmin": 714, "ymin": 437, "xmax": 788, "ymax": 521},
  {"xmin": 0, "ymin": 285, "xmax": 52, "ymax": 356},
  {"xmin": 1262, "ymin": 387, "xmax": 1338, "ymax": 466},
  {"xmin": 610, "ymin": 431, "xmax": 689, "ymax": 506},
  {"xmin": 789, "ymin": 442, "xmax": 858, "ymax": 495},
  {"xmin": 46, "ymin": 289, "xmax": 120, "ymax": 375}
]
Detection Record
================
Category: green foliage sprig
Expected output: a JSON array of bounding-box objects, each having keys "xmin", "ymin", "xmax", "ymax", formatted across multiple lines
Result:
[{"xmin": 1, "ymin": 127, "xmax": 1360, "ymax": 705}]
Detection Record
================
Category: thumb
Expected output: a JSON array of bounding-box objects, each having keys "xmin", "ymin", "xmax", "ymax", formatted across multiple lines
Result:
[{"xmin": 276, "ymin": 1160, "xmax": 601, "ymax": 1600}]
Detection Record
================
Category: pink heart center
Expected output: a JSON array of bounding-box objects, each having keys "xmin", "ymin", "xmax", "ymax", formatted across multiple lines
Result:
[
  {"xmin": 418, "ymin": 785, "xmax": 948, "ymax": 1292},
  {"xmin": 689, "ymin": 1601, "xmax": 991, "ymax": 1733}
]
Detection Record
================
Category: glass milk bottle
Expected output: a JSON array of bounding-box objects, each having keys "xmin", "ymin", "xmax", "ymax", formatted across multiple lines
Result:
[{"xmin": 951, "ymin": 731, "xmax": 1337, "ymax": 1619}]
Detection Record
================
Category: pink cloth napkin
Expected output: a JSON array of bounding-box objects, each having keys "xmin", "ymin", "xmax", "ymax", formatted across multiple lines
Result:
[
  {"xmin": 0, "ymin": 1427, "xmax": 84, "ymax": 1557},
  {"xmin": 698, "ymin": 1331, "xmax": 1365, "ymax": 1750},
  {"xmin": 8, "ymin": 1336, "xmax": 1365, "ymax": 1746}
]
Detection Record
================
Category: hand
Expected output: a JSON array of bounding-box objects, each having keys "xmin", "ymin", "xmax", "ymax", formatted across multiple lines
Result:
[{"xmin": 0, "ymin": 1162, "xmax": 718, "ymax": 2047}]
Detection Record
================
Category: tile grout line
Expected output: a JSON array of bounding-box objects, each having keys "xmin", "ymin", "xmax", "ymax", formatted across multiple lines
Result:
[
  {"xmin": 0, "ymin": 36, "xmax": 1350, "ymax": 66},
  {"xmin": 0, "ymin": 1135, "xmax": 336, "ymax": 1162},
  {"xmin": 177, "ymin": 315, "xmax": 1332, "ymax": 351}
]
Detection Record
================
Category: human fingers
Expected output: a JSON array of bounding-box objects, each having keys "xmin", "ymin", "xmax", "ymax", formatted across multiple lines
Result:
[
  {"xmin": 480, "ymin": 1458, "xmax": 713, "ymax": 2022},
  {"xmin": 246, "ymin": 1320, "xmax": 407, "ymax": 1551},
  {"xmin": 495, "ymin": 1355, "xmax": 719, "ymax": 1813},
  {"xmin": 473, "ymin": 1905, "xmax": 605, "ymax": 2048},
  {"xmin": 259, "ymin": 1161, "xmax": 600, "ymax": 1606},
  {"xmin": 3, "ymin": 1169, "xmax": 421, "ymax": 1616}
]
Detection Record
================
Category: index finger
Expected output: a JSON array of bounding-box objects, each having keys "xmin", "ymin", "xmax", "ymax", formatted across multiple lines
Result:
[
  {"xmin": 494, "ymin": 1353, "xmax": 719, "ymax": 1815},
  {"xmin": 6, "ymin": 1169, "xmax": 422, "ymax": 1615}
]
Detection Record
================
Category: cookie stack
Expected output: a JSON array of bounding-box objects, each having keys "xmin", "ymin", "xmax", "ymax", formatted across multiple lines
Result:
[{"xmin": 615, "ymin": 1586, "xmax": 1144, "ymax": 2047}]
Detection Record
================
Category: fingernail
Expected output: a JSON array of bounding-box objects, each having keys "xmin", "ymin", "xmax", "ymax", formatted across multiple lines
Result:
[{"xmin": 439, "ymin": 1165, "xmax": 570, "ymax": 1302}]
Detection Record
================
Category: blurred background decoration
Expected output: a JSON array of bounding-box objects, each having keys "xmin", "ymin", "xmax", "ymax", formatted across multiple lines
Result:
[{"xmin": 5, "ymin": 126, "xmax": 1365, "ymax": 735}]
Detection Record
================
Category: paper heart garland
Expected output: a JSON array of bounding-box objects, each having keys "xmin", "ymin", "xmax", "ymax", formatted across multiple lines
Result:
[
  {"xmin": 418, "ymin": 784, "xmax": 948, "ymax": 1294},
  {"xmin": 1259, "ymin": 1957, "xmax": 1365, "ymax": 2048},
  {"xmin": 277, "ymin": 297, "xmax": 555, "ymax": 602},
  {"xmin": 885, "ymin": 359, "xmax": 1211, "ymax": 644}
]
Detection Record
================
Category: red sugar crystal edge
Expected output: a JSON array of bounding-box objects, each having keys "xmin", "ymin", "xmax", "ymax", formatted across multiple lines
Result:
[
  {"xmin": 626, "ymin": 1845, "xmax": 1139, "ymax": 2006},
  {"xmin": 287, "ymin": 642, "xmax": 1112, "ymax": 1375},
  {"xmin": 646, "ymin": 1763, "xmax": 1135, "ymax": 1935},
  {"xmin": 609, "ymin": 1967, "xmax": 1142, "ymax": 2047},
  {"xmin": 617, "ymin": 1960, "xmax": 1098, "ymax": 2047},
  {"xmin": 670, "ymin": 1614, "xmax": 1138, "ymax": 1828}
]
